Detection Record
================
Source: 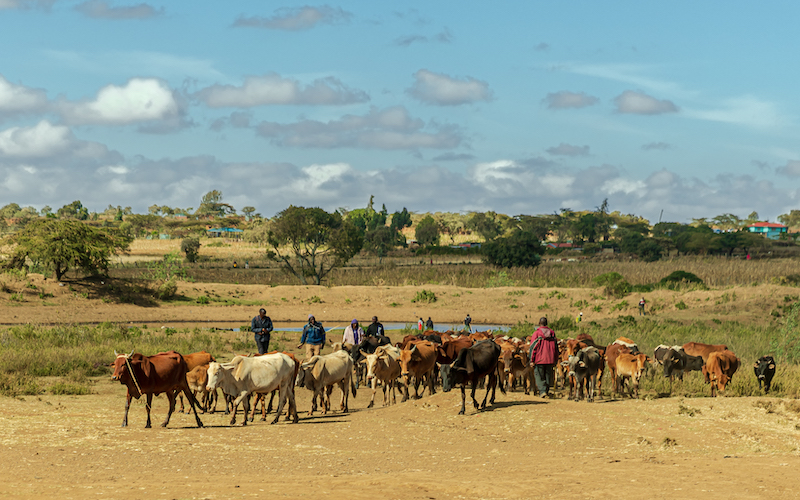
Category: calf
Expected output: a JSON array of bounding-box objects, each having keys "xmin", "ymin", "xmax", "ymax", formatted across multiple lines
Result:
[
  {"xmin": 567, "ymin": 346, "xmax": 602, "ymax": 402},
  {"xmin": 361, "ymin": 345, "xmax": 402, "ymax": 407},
  {"xmin": 185, "ymin": 363, "xmax": 218, "ymax": 413},
  {"xmin": 753, "ymin": 356, "xmax": 776, "ymax": 393},
  {"xmin": 178, "ymin": 350, "xmax": 216, "ymax": 413},
  {"xmin": 351, "ymin": 335, "xmax": 391, "ymax": 387},
  {"xmin": 440, "ymin": 340, "xmax": 506, "ymax": 415},
  {"xmin": 399, "ymin": 340, "xmax": 438, "ymax": 401},
  {"xmin": 605, "ymin": 342, "xmax": 632, "ymax": 394},
  {"xmin": 297, "ymin": 350, "xmax": 357, "ymax": 415},
  {"xmin": 703, "ymin": 350, "xmax": 739, "ymax": 397},
  {"xmin": 615, "ymin": 353, "xmax": 649, "ymax": 398}
]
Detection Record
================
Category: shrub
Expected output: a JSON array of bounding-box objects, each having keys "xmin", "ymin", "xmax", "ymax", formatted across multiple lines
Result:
[
  {"xmin": 181, "ymin": 237, "xmax": 201, "ymax": 263},
  {"xmin": 659, "ymin": 270, "xmax": 704, "ymax": 287},
  {"xmin": 675, "ymin": 300, "xmax": 688, "ymax": 310},
  {"xmin": 411, "ymin": 289, "xmax": 437, "ymax": 303},
  {"xmin": 550, "ymin": 315, "xmax": 577, "ymax": 333},
  {"xmin": 485, "ymin": 271, "xmax": 516, "ymax": 288},
  {"xmin": 196, "ymin": 295, "xmax": 210, "ymax": 304},
  {"xmin": 49, "ymin": 381, "xmax": 91, "ymax": 395},
  {"xmin": 593, "ymin": 272, "xmax": 631, "ymax": 298},
  {"xmin": 154, "ymin": 276, "xmax": 178, "ymax": 300},
  {"xmin": 482, "ymin": 230, "xmax": 543, "ymax": 268}
]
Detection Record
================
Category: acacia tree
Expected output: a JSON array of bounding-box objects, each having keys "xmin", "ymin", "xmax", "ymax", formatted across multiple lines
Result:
[
  {"xmin": 415, "ymin": 215, "xmax": 440, "ymax": 246},
  {"xmin": 267, "ymin": 206, "xmax": 362, "ymax": 285},
  {"xmin": 10, "ymin": 219, "xmax": 132, "ymax": 280}
]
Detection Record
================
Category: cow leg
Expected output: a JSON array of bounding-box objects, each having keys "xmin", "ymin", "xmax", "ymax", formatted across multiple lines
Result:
[
  {"xmin": 145, "ymin": 393, "xmax": 154, "ymax": 428},
  {"xmin": 368, "ymin": 377, "xmax": 376, "ymax": 408},
  {"xmin": 122, "ymin": 391, "xmax": 133, "ymax": 428},
  {"xmin": 471, "ymin": 379, "xmax": 481, "ymax": 410},
  {"xmin": 588, "ymin": 374, "xmax": 596, "ymax": 403},
  {"xmin": 249, "ymin": 394, "xmax": 259, "ymax": 422},
  {"xmin": 161, "ymin": 390, "xmax": 177, "ymax": 428},
  {"xmin": 340, "ymin": 380, "xmax": 348, "ymax": 413},
  {"xmin": 266, "ymin": 390, "xmax": 276, "ymax": 414},
  {"xmin": 459, "ymin": 385, "xmax": 467, "ymax": 415},
  {"xmin": 481, "ymin": 373, "xmax": 494, "ymax": 409},
  {"xmin": 179, "ymin": 392, "xmax": 185, "ymax": 414},
  {"xmin": 413, "ymin": 377, "xmax": 421, "ymax": 399}
]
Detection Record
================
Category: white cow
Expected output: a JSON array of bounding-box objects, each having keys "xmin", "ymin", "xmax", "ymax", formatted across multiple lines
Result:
[
  {"xmin": 206, "ymin": 353, "xmax": 298, "ymax": 426},
  {"xmin": 361, "ymin": 345, "xmax": 402, "ymax": 408},
  {"xmin": 297, "ymin": 350, "xmax": 356, "ymax": 415}
]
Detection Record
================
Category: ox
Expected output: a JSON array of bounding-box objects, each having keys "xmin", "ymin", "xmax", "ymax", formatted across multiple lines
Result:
[
  {"xmin": 662, "ymin": 348, "xmax": 704, "ymax": 382},
  {"xmin": 206, "ymin": 353, "xmax": 298, "ymax": 425},
  {"xmin": 399, "ymin": 340, "xmax": 438, "ymax": 401},
  {"xmin": 111, "ymin": 350, "xmax": 204, "ymax": 428},
  {"xmin": 754, "ymin": 356, "xmax": 776, "ymax": 393},
  {"xmin": 683, "ymin": 342, "xmax": 727, "ymax": 362},
  {"xmin": 297, "ymin": 350, "xmax": 357, "ymax": 415},
  {"xmin": 440, "ymin": 340, "xmax": 505, "ymax": 415},
  {"xmin": 497, "ymin": 340, "xmax": 533, "ymax": 394},
  {"xmin": 615, "ymin": 353, "xmax": 649, "ymax": 398},
  {"xmin": 360, "ymin": 345, "xmax": 402, "ymax": 407},
  {"xmin": 178, "ymin": 350, "xmax": 216, "ymax": 413},
  {"xmin": 186, "ymin": 364, "xmax": 218, "ymax": 413},
  {"xmin": 703, "ymin": 350, "xmax": 739, "ymax": 397},
  {"xmin": 653, "ymin": 344, "xmax": 680, "ymax": 365},
  {"xmin": 565, "ymin": 339, "xmax": 605, "ymax": 399},
  {"xmin": 437, "ymin": 336, "xmax": 474, "ymax": 365},
  {"xmin": 566, "ymin": 346, "xmax": 602, "ymax": 402},
  {"xmin": 351, "ymin": 335, "xmax": 391, "ymax": 387}
]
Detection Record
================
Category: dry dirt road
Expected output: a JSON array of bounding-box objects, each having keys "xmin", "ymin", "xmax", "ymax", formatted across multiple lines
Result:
[{"xmin": 2, "ymin": 378, "xmax": 800, "ymax": 499}]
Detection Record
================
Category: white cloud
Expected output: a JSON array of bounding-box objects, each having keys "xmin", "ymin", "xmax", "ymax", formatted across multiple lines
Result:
[
  {"xmin": 613, "ymin": 90, "xmax": 678, "ymax": 115},
  {"xmin": 254, "ymin": 106, "xmax": 463, "ymax": 150},
  {"xmin": 0, "ymin": 0, "xmax": 55, "ymax": 9},
  {"xmin": 683, "ymin": 95, "xmax": 786, "ymax": 128},
  {"xmin": 194, "ymin": 74, "xmax": 369, "ymax": 108},
  {"xmin": 546, "ymin": 143, "xmax": 590, "ymax": 157},
  {"xmin": 0, "ymin": 121, "xmax": 74, "ymax": 157},
  {"xmin": 395, "ymin": 29, "xmax": 452, "ymax": 47},
  {"xmin": 0, "ymin": 75, "xmax": 47, "ymax": 114},
  {"xmin": 601, "ymin": 178, "xmax": 646, "ymax": 196},
  {"xmin": 58, "ymin": 78, "xmax": 179, "ymax": 125},
  {"xmin": 233, "ymin": 5, "xmax": 352, "ymax": 31},
  {"xmin": 75, "ymin": 1, "xmax": 163, "ymax": 20},
  {"xmin": 777, "ymin": 160, "xmax": 800, "ymax": 178},
  {"xmin": 407, "ymin": 69, "xmax": 493, "ymax": 106},
  {"xmin": 542, "ymin": 91, "xmax": 598, "ymax": 109}
]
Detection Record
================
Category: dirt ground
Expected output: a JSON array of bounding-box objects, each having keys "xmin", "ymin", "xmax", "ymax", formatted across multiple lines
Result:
[
  {"xmin": 2, "ymin": 377, "xmax": 800, "ymax": 499},
  {"xmin": 0, "ymin": 275, "xmax": 788, "ymax": 328}
]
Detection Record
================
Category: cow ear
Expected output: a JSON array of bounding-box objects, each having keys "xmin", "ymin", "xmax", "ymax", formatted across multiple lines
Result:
[
  {"xmin": 579, "ymin": 361, "xmax": 586, "ymax": 368},
  {"xmin": 311, "ymin": 359, "xmax": 325, "ymax": 379},
  {"xmin": 753, "ymin": 362, "xmax": 758, "ymax": 367},
  {"xmin": 769, "ymin": 364, "xmax": 775, "ymax": 370},
  {"xmin": 231, "ymin": 357, "xmax": 245, "ymax": 381},
  {"xmin": 141, "ymin": 357, "xmax": 151, "ymax": 378}
]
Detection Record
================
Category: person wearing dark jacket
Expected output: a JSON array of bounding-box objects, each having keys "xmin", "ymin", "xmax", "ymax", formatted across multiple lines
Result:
[
  {"xmin": 251, "ymin": 308, "xmax": 273, "ymax": 355},
  {"xmin": 366, "ymin": 316, "xmax": 385, "ymax": 338},
  {"xmin": 530, "ymin": 317, "xmax": 558, "ymax": 398},
  {"xmin": 425, "ymin": 317, "xmax": 434, "ymax": 330},
  {"xmin": 298, "ymin": 314, "xmax": 326, "ymax": 360}
]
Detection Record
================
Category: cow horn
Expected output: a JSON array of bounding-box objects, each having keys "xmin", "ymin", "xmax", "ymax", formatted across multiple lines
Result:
[
  {"xmin": 128, "ymin": 349, "xmax": 134, "ymax": 358},
  {"xmin": 114, "ymin": 349, "xmax": 119, "ymax": 357}
]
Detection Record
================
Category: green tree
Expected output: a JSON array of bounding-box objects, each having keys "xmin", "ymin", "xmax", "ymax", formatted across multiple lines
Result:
[
  {"xmin": 482, "ymin": 230, "xmax": 543, "ymax": 268},
  {"xmin": 415, "ymin": 215, "xmax": 440, "ymax": 246},
  {"xmin": 0, "ymin": 203, "xmax": 21, "ymax": 219},
  {"xmin": 181, "ymin": 237, "xmax": 201, "ymax": 263},
  {"xmin": 778, "ymin": 210, "xmax": 800, "ymax": 229},
  {"xmin": 637, "ymin": 239, "xmax": 664, "ymax": 262},
  {"xmin": 196, "ymin": 190, "xmax": 235, "ymax": 218},
  {"xmin": 9, "ymin": 219, "xmax": 131, "ymax": 281},
  {"xmin": 513, "ymin": 214, "xmax": 554, "ymax": 241},
  {"xmin": 267, "ymin": 206, "xmax": 362, "ymax": 285},
  {"xmin": 57, "ymin": 200, "xmax": 89, "ymax": 220},
  {"xmin": 390, "ymin": 207, "xmax": 412, "ymax": 231},
  {"xmin": 364, "ymin": 226, "xmax": 405, "ymax": 264},
  {"xmin": 242, "ymin": 206, "xmax": 256, "ymax": 220},
  {"xmin": 467, "ymin": 212, "xmax": 503, "ymax": 241}
]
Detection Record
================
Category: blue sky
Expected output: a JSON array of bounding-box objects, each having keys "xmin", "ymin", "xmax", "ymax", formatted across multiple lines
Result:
[{"xmin": 1, "ymin": 1, "xmax": 798, "ymax": 223}]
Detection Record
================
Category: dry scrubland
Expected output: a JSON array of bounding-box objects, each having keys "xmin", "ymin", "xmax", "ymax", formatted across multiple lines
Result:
[{"xmin": 3, "ymin": 239, "xmax": 800, "ymax": 498}]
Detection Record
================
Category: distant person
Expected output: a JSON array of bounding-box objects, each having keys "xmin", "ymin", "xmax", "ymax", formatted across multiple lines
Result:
[
  {"xmin": 233, "ymin": 261, "xmax": 238, "ymax": 268},
  {"xmin": 251, "ymin": 308, "xmax": 273, "ymax": 355},
  {"xmin": 245, "ymin": 260, "xmax": 249, "ymax": 269},
  {"xmin": 298, "ymin": 314, "xmax": 326, "ymax": 360},
  {"xmin": 425, "ymin": 317, "xmax": 434, "ymax": 330},
  {"xmin": 464, "ymin": 314, "xmax": 472, "ymax": 332},
  {"xmin": 418, "ymin": 317, "xmax": 424, "ymax": 331},
  {"xmin": 575, "ymin": 312, "xmax": 582, "ymax": 325},
  {"xmin": 638, "ymin": 297, "xmax": 646, "ymax": 316},
  {"xmin": 366, "ymin": 316, "xmax": 385, "ymax": 338},
  {"xmin": 746, "ymin": 253, "xmax": 751, "ymax": 261},
  {"xmin": 342, "ymin": 319, "xmax": 364, "ymax": 347},
  {"xmin": 530, "ymin": 317, "xmax": 558, "ymax": 398}
]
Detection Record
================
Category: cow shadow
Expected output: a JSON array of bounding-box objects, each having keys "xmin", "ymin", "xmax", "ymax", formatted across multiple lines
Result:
[
  {"xmin": 481, "ymin": 400, "xmax": 547, "ymax": 411},
  {"xmin": 298, "ymin": 413, "xmax": 351, "ymax": 424}
]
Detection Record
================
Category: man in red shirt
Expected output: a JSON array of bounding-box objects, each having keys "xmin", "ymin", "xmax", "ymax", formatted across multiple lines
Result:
[{"xmin": 530, "ymin": 317, "xmax": 558, "ymax": 398}]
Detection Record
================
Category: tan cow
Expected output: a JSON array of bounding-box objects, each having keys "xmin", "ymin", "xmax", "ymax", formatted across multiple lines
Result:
[
  {"xmin": 399, "ymin": 340, "xmax": 438, "ymax": 401},
  {"xmin": 497, "ymin": 340, "xmax": 532, "ymax": 394},
  {"xmin": 361, "ymin": 345, "xmax": 402, "ymax": 407},
  {"xmin": 185, "ymin": 363, "xmax": 218, "ymax": 413},
  {"xmin": 615, "ymin": 353, "xmax": 649, "ymax": 398},
  {"xmin": 704, "ymin": 350, "xmax": 739, "ymax": 397},
  {"xmin": 297, "ymin": 350, "xmax": 357, "ymax": 415},
  {"xmin": 179, "ymin": 350, "xmax": 216, "ymax": 413}
]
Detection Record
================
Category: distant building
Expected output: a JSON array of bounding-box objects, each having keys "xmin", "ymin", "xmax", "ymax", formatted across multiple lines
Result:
[
  {"xmin": 207, "ymin": 227, "xmax": 244, "ymax": 239},
  {"xmin": 746, "ymin": 222, "xmax": 788, "ymax": 240}
]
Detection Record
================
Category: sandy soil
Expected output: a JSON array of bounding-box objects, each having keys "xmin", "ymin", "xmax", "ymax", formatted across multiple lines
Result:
[
  {"xmin": 2, "ymin": 377, "xmax": 800, "ymax": 499},
  {"xmin": 0, "ymin": 275, "xmax": 787, "ymax": 328}
]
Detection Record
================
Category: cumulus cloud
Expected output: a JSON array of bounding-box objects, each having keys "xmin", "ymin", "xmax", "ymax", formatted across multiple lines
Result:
[
  {"xmin": 0, "ymin": 0, "xmax": 55, "ymax": 9},
  {"xmin": 613, "ymin": 90, "xmax": 678, "ymax": 115},
  {"xmin": 542, "ymin": 91, "xmax": 598, "ymax": 109},
  {"xmin": 0, "ymin": 75, "xmax": 48, "ymax": 114},
  {"xmin": 194, "ymin": 74, "xmax": 369, "ymax": 108},
  {"xmin": 546, "ymin": 143, "xmax": 590, "ymax": 157},
  {"xmin": 394, "ymin": 29, "xmax": 452, "ymax": 46},
  {"xmin": 233, "ymin": 5, "xmax": 352, "ymax": 31},
  {"xmin": 0, "ymin": 121, "xmax": 117, "ymax": 160},
  {"xmin": 57, "ymin": 78, "xmax": 180, "ymax": 125},
  {"xmin": 75, "ymin": 1, "xmax": 164, "ymax": 20},
  {"xmin": 254, "ymin": 106, "xmax": 463, "ymax": 150},
  {"xmin": 777, "ymin": 160, "xmax": 800, "ymax": 177},
  {"xmin": 407, "ymin": 69, "xmax": 492, "ymax": 106},
  {"xmin": 642, "ymin": 142, "xmax": 671, "ymax": 151}
]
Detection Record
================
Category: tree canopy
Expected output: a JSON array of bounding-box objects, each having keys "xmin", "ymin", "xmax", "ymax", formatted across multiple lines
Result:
[
  {"xmin": 482, "ymin": 230, "xmax": 543, "ymax": 268},
  {"xmin": 415, "ymin": 215, "xmax": 440, "ymax": 247}
]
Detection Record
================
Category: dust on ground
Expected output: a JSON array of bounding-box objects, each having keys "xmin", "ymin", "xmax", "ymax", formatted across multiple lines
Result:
[{"xmin": 1, "ymin": 378, "xmax": 800, "ymax": 499}]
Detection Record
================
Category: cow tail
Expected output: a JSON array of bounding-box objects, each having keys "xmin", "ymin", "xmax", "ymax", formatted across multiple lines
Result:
[
  {"xmin": 351, "ymin": 375, "xmax": 358, "ymax": 398},
  {"xmin": 497, "ymin": 361, "xmax": 507, "ymax": 395}
]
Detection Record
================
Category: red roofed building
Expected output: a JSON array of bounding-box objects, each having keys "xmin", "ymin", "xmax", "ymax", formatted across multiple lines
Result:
[{"xmin": 746, "ymin": 222, "xmax": 788, "ymax": 240}]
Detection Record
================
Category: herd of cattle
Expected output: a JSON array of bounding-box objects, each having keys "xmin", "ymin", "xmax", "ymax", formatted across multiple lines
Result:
[{"xmin": 110, "ymin": 329, "xmax": 778, "ymax": 428}]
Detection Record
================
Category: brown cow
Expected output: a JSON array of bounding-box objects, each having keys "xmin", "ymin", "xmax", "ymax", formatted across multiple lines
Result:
[
  {"xmin": 605, "ymin": 343, "xmax": 632, "ymax": 394},
  {"xmin": 704, "ymin": 350, "xmax": 739, "ymax": 396},
  {"xmin": 111, "ymin": 350, "xmax": 204, "ymax": 428},
  {"xmin": 437, "ymin": 336, "xmax": 474, "ymax": 364},
  {"xmin": 178, "ymin": 351, "xmax": 216, "ymax": 413},
  {"xmin": 399, "ymin": 340, "xmax": 438, "ymax": 401},
  {"xmin": 683, "ymin": 342, "xmax": 727, "ymax": 362},
  {"xmin": 565, "ymin": 339, "xmax": 605, "ymax": 398},
  {"xmin": 185, "ymin": 364, "xmax": 218, "ymax": 413},
  {"xmin": 615, "ymin": 353, "xmax": 649, "ymax": 398},
  {"xmin": 497, "ymin": 340, "xmax": 533, "ymax": 394}
]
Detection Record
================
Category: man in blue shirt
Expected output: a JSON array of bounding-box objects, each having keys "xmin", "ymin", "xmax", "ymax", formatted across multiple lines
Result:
[
  {"xmin": 251, "ymin": 308, "xmax": 273, "ymax": 354},
  {"xmin": 298, "ymin": 314, "xmax": 326, "ymax": 360}
]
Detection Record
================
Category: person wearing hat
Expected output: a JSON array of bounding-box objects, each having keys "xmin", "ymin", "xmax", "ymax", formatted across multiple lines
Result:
[
  {"xmin": 575, "ymin": 312, "xmax": 583, "ymax": 325},
  {"xmin": 529, "ymin": 317, "xmax": 558, "ymax": 398},
  {"xmin": 298, "ymin": 314, "xmax": 326, "ymax": 360},
  {"xmin": 365, "ymin": 316, "xmax": 385, "ymax": 338},
  {"xmin": 251, "ymin": 308, "xmax": 273, "ymax": 355},
  {"xmin": 342, "ymin": 319, "xmax": 364, "ymax": 347}
]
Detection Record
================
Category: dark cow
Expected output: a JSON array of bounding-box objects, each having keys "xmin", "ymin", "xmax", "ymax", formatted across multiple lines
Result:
[
  {"xmin": 440, "ymin": 340, "xmax": 506, "ymax": 415},
  {"xmin": 753, "ymin": 356, "xmax": 776, "ymax": 393},
  {"xmin": 653, "ymin": 344, "xmax": 678, "ymax": 365},
  {"xmin": 111, "ymin": 350, "xmax": 204, "ymax": 428},
  {"xmin": 663, "ymin": 348, "xmax": 704, "ymax": 382},
  {"xmin": 566, "ymin": 346, "xmax": 602, "ymax": 402},
  {"xmin": 683, "ymin": 342, "xmax": 727, "ymax": 362}
]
